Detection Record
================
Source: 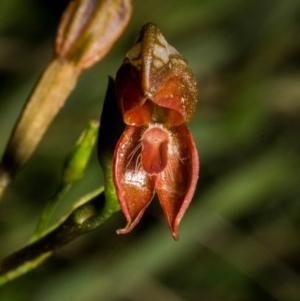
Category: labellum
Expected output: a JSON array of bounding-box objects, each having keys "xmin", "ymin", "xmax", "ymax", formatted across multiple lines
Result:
[{"xmin": 113, "ymin": 23, "xmax": 199, "ymax": 240}]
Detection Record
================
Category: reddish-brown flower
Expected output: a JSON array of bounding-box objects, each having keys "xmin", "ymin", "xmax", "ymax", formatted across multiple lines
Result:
[{"xmin": 113, "ymin": 23, "xmax": 199, "ymax": 240}]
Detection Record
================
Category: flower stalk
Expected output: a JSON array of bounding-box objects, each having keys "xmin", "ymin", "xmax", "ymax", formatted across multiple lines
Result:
[
  {"xmin": 0, "ymin": 60, "xmax": 79, "ymax": 198},
  {"xmin": 0, "ymin": 0, "xmax": 132, "ymax": 199}
]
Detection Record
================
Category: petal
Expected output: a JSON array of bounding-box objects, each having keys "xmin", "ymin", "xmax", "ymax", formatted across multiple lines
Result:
[
  {"xmin": 115, "ymin": 63, "xmax": 152, "ymax": 126},
  {"xmin": 113, "ymin": 126, "xmax": 156, "ymax": 234},
  {"xmin": 140, "ymin": 23, "xmax": 198, "ymax": 123},
  {"xmin": 153, "ymin": 72, "xmax": 198, "ymax": 125},
  {"xmin": 115, "ymin": 23, "xmax": 198, "ymax": 126},
  {"xmin": 155, "ymin": 124, "xmax": 199, "ymax": 240},
  {"xmin": 134, "ymin": 23, "xmax": 198, "ymax": 124}
]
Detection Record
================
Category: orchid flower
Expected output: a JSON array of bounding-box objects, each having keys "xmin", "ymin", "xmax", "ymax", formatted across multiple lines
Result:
[{"xmin": 113, "ymin": 23, "xmax": 199, "ymax": 240}]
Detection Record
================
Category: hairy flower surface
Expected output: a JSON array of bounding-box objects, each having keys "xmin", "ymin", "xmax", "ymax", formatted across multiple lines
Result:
[{"xmin": 113, "ymin": 23, "xmax": 199, "ymax": 240}]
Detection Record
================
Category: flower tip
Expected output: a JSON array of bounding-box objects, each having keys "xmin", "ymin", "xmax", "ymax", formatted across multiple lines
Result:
[
  {"xmin": 116, "ymin": 223, "xmax": 133, "ymax": 235},
  {"xmin": 116, "ymin": 228, "xmax": 128, "ymax": 235},
  {"xmin": 115, "ymin": 208, "xmax": 148, "ymax": 237},
  {"xmin": 172, "ymin": 231, "xmax": 179, "ymax": 241},
  {"xmin": 169, "ymin": 220, "xmax": 180, "ymax": 241}
]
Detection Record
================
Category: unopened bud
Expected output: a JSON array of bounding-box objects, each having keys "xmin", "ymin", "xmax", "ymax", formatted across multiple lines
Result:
[{"xmin": 56, "ymin": 0, "xmax": 132, "ymax": 69}]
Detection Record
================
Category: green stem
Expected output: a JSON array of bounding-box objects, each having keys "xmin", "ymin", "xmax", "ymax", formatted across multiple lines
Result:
[
  {"xmin": 0, "ymin": 187, "xmax": 120, "ymax": 286},
  {"xmin": 31, "ymin": 119, "xmax": 100, "ymax": 241},
  {"xmin": 31, "ymin": 183, "xmax": 72, "ymax": 241}
]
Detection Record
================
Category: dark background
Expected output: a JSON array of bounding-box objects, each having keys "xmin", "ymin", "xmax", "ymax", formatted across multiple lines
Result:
[{"xmin": 0, "ymin": 0, "xmax": 300, "ymax": 300}]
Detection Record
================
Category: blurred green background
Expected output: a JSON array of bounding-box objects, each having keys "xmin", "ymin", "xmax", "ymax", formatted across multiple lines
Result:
[{"xmin": 0, "ymin": 0, "xmax": 300, "ymax": 300}]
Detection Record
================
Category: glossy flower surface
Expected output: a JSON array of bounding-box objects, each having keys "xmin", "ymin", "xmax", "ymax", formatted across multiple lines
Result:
[{"xmin": 113, "ymin": 23, "xmax": 199, "ymax": 239}]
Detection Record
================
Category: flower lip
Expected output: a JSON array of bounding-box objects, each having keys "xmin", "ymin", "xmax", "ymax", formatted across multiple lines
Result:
[{"xmin": 141, "ymin": 124, "xmax": 170, "ymax": 175}]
